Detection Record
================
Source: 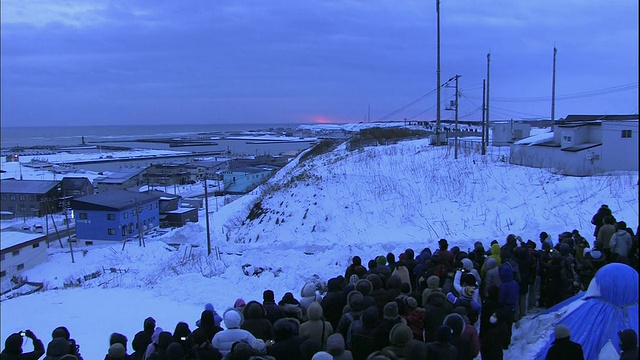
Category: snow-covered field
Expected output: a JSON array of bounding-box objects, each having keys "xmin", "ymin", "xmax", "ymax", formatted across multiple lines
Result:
[{"xmin": 1, "ymin": 137, "xmax": 638, "ymax": 359}]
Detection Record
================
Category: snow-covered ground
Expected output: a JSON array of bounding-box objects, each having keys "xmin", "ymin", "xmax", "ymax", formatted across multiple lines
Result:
[{"xmin": 1, "ymin": 136, "xmax": 638, "ymax": 359}]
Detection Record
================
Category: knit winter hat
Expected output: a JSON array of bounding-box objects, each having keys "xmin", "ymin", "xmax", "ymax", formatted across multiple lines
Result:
[
  {"xmin": 404, "ymin": 296, "xmax": 418, "ymax": 310},
  {"xmin": 376, "ymin": 256, "xmax": 387, "ymax": 266},
  {"xmin": 166, "ymin": 342, "xmax": 185, "ymax": 360},
  {"xmin": 51, "ymin": 326, "xmax": 71, "ymax": 340},
  {"xmin": 108, "ymin": 343, "xmax": 126, "ymax": 359},
  {"xmin": 389, "ymin": 323, "xmax": 413, "ymax": 346},
  {"xmin": 234, "ymin": 298, "xmax": 246, "ymax": 308},
  {"xmin": 263, "ymin": 289, "xmax": 275, "ymax": 302},
  {"xmin": 436, "ymin": 325, "xmax": 453, "ymax": 343},
  {"xmin": 311, "ymin": 351, "xmax": 333, "ymax": 360},
  {"xmin": 383, "ymin": 302, "xmax": 399, "ymax": 320},
  {"xmin": 427, "ymin": 275, "xmax": 440, "ymax": 289},
  {"xmin": 355, "ymin": 279, "xmax": 373, "ymax": 296},
  {"xmin": 346, "ymin": 290, "xmax": 364, "ymax": 307},
  {"xmin": 554, "ymin": 325, "xmax": 571, "ymax": 340}
]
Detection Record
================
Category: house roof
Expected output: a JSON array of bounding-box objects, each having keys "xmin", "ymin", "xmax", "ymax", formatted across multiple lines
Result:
[
  {"xmin": 71, "ymin": 190, "xmax": 160, "ymax": 211},
  {"xmin": 1, "ymin": 230, "xmax": 46, "ymax": 252},
  {"xmin": 563, "ymin": 114, "xmax": 638, "ymax": 122},
  {"xmin": 561, "ymin": 143, "xmax": 602, "ymax": 152},
  {"xmin": 60, "ymin": 177, "xmax": 92, "ymax": 190},
  {"xmin": 0, "ymin": 179, "xmax": 60, "ymax": 194},
  {"xmin": 94, "ymin": 168, "xmax": 145, "ymax": 184}
]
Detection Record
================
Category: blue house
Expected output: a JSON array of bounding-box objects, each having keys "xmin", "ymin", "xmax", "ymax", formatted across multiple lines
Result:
[
  {"xmin": 220, "ymin": 165, "xmax": 278, "ymax": 194},
  {"xmin": 70, "ymin": 190, "xmax": 161, "ymax": 245}
]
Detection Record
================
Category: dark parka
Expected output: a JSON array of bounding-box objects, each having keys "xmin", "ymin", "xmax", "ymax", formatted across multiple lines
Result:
[
  {"xmin": 322, "ymin": 277, "xmax": 347, "ymax": 330},
  {"xmin": 0, "ymin": 332, "xmax": 45, "ymax": 360},
  {"xmin": 241, "ymin": 301, "xmax": 274, "ymax": 341},
  {"xmin": 544, "ymin": 337, "xmax": 584, "ymax": 360},
  {"xmin": 423, "ymin": 292, "xmax": 453, "ymax": 343}
]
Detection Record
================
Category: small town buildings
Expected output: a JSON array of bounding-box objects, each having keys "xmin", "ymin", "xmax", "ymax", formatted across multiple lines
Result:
[
  {"xmin": 60, "ymin": 177, "xmax": 95, "ymax": 198},
  {"xmin": 93, "ymin": 168, "xmax": 147, "ymax": 193},
  {"xmin": 150, "ymin": 191, "xmax": 199, "ymax": 228},
  {"xmin": 492, "ymin": 122, "xmax": 532, "ymax": 146},
  {"xmin": 509, "ymin": 114, "xmax": 639, "ymax": 176},
  {"xmin": 70, "ymin": 190, "xmax": 161, "ymax": 245},
  {"xmin": 0, "ymin": 179, "xmax": 62, "ymax": 218},
  {"xmin": 220, "ymin": 164, "xmax": 279, "ymax": 194},
  {"xmin": 144, "ymin": 163, "xmax": 192, "ymax": 186},
  {"xmin": 1, "ymin": 230, "xmax": 48, "ymax": 289}
]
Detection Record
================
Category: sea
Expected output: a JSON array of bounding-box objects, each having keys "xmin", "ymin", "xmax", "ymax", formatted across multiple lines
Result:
[{"xmin": 0, "ymin": 123, "xmax": 319, "ymax": 172}]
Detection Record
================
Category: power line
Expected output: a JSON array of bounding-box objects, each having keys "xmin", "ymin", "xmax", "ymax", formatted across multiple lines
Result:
[{"xmin": 466, "ymin": 82, "xmax": 637, "ymax": 103}]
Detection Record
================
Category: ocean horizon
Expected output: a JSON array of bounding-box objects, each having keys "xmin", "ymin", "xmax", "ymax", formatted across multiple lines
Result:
[{"xmin": 0, "ymin": 123, "xmax": 310, "ymax": 149}]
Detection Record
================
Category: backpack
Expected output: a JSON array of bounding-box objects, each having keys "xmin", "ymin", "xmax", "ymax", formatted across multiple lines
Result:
[{"xmin": 345, "ymin": 312, "xmax": 364, "ymax": 350}]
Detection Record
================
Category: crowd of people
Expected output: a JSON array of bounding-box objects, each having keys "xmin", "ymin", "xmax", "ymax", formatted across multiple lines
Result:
[{"xmin": 2, "ymin": 205, "xmax": 638, "ymax": 360}]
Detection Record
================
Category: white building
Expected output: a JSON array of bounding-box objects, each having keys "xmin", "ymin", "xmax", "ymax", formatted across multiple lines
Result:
[
  {"xmin": 509, "ymin": 115, "xmax": 639, "ymax": 176},
  {"xmin": 1, "ymin": 230, "xmax": 48, "ymax": 291}
]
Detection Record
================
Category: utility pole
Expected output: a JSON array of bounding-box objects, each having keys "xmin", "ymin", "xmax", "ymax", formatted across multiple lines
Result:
[
  {"xmin": 551, "ymin": 46, "xmax": 557, "ymax": 122},
  {"xmin": 435, "ymin": 0, "xmax": 442, "ymax": 144},
  {"xmin": 486, "ymin": 53, "xmax": 491, "ymax": 148},
  {"xmin": 454, "ymin": 75, "xmax": 460, "ymax": 159},
  {"xmin": 204, "ymin": 177, "xmax": 212, "ymax": 256},
  {"xmin": 481, "ymin": 79, "xmax": 487, "ymax": 155},
  {"xmin": 62, "ymin": 199, "xmax": 74, "ymax": 263}
]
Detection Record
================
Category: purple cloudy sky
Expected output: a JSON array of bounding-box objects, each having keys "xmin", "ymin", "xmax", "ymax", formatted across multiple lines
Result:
[{"xmin": 1, "ymin": 0, "xmax": 638, "ymax": 127}]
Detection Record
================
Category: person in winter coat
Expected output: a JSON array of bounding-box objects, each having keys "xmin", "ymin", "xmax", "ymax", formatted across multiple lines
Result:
[
  {"xmin": 375, "ymin": 302, "xmax": 406, "ymax": 349},
  {"xmin": 326, "ymin": 333, "xmax": 353, "ymax": 360},
  {"xmin": 146, "ymin": 331, "xmax": 172, "ymax": 360},
  {"xmin": 105, "ymin": 343, "xmax": 127, "ymax": 360},
  {"xmin": 481, "ymin": 244, "xmax": 502, "ymax": 278},
  {"xmin": 400, "ymin": 296, "xmax": 426, "ymax": 341},
  {"xmin": 300, "ymin": 282, "xmax": 323, "ymax": 318},
  {"xmin": 143, "ymin": 328, "xmax": 164, "ymax": 360},
  {"xmin": 337, "ymin": 291, "xmax": 367, "ymax": 341},
  {"xmin": 344, "ymin": 256, "xmax": 367, "ymax": 285},
  {"xmin": 381, "ymin": 324, "xmax": 426, "ymax": 360},
  {"xmin": 452, "ymin": 307, "xmax": 480, "ymax": 359},
  {"xmin": 446, "ymin": 287, "xmax": 481, "ymax": 326},
  {"xmin": 423, "ymin": 292, "xmax": 453, "ymax": 343},
  {"xmin": 355, "ymin": 279, "xmax": 378, "ymax": 310},
  {"xmin": 479, "ymin": 309, "xmax": 509, "ymax": 360},
  {"xmin": 425, "ymin": 325, "xmax": 457, "ymax": 360},
  {"xmin": 371, "ymin": 256, "xmax": 392, "ymax": 283},
  {"xmin": 132, "ymin": 318, "xmax": 156, "ymax": 360},
  {"xmin": 322, "ymin": 278, "xmax": 347, "ymax": 330},
  {"xmin": 420, "ymin": 274, "xmax": 441, "ymax": 303},
  {"xmin": 402, "ymin": 249, "xmax": 419, "ymax": 288},
  {"xmin": 49, "ymin": 327, "xmax": 83, "ymax": 360},
  {"xmin": 591, "ymin": 204, "xmax": 613, "ymax": 238},
  {"xmin": 391, "ymin": 261, "xmax": 412, "ymax": 293},
  {"xmin": 171, "ymin": 322, "xmax": 199, "ymax": 360},
  {"xmin": 610, "ymin": 221, "xmax": 633, "ymax": 263},
  {"xmin": 513, "ymin": 246, "xmax": 532, "ymax": 319},
  {"xmin": 618, "ymin": 328, "xmax": 638, "ymax": 360},
  {"xmin": 350, "ymin": 306, "xmax": 384, "ymax": 360},
  {"xmin": 165, "ymin": 343, "xmax": 184, "ymax": 360},
  {"xmin": 365, "ymin": 274, "xmax": 388, "ymax": 314},
  {"xmin": 1, "ymin": 330, "xmax": 44, "ymax": 360},
  {"xmin": 262, "ymin": 290, "xmax": 285, "ymax": 325},
  {"xmin": 191, "ymin": 311, "xmax": 223, "ymax": 360},
  {"xmin": 195, "ymin": 304, "xmax": 223, "ymax": 328},
  {"xmin": 268, "ymin": 318, "xmax": 305, "ymax": 360},
  {"xmin": 107, "ymin": 333, "xmax": 129, "ymax": 359},
  {"xmin": 241, "ymin": 301, "xmax": 274, "ymax": 342},
  {"xmin": 212, "ymin": 309, "xmax": 264, "ymax": 357},
  {"xmin": 498, "ymin": 263, "xmax": 519, "ymax": 349},
  {"xmin": 43, "ymin": 338, "xmax": 74, "ymax": 360},
  {"xmin": 279, "ymin": 292, "xmax": 304, "ymax": 321},
  {"xmin": 479, "ymin": 285, "xmax": 501, "ymax": 341},
  {"xmin": 545, "ymin": 325, "xmax": 584, "ymax": 360},
  {"xmin": 299, "ymin": 302, "xmax": 333, "ymax": 349},
  {"xmin": 442, "ymin": 313, "xmax": 471, "ymax": 360},
  {"xmin": 482, "ymin": 257, "xmax": 502, "ymax": 298}
]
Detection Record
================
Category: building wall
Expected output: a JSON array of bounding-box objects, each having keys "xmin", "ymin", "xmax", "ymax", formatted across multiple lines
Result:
[
  {"xmin": 221, "ymin": 170, "xmax": 273, "ymax": 194},
  {"xmin": 74, "ymin": 201, "xmax": 160, "ymax": 243},
  {"xmin": 0, "ymin": 240, "xmax": 48, "ymax": 280},
  {"xmin": 509, "ymin": 145, "xmax": 603, "ymax": 176},
  {"xmin": 0, "ymin": 189, "xmax": 62, "ymax": 218},
  {"xmin": 601, "ymin": 121, "xmax": 639, "ymax": 172}
]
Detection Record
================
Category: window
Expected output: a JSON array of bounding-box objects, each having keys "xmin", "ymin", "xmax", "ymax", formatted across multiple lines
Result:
[
  {"xmin": 12, "ymin": 250, "xmax": 20, "ymax": 257},
  {"xmin": 123, "ymin": 212, "xmax": 128, "ymax": 219},
  {"xmin": 563, "ymin": 135, "xmax": 572, "ymax": 143},
  {"xmin": 107, "ymin": 213, "xmax": 116, "ymax": 220},
  {"xmin": 154, "ymin": 203, "xmax": 158, "ymax": 209},
  {"xmin": 108, "ymin": 228, "xmax": 116, "ymax": 235},
  {"xmin": 10, "ymin": 195, "xmax": 16, "ymax": 201},
  {"xmin": 622, "ymin": 130, "xmax": 632, "ymax": 138},
  {"xmin": 79, "ymin": 213, "xmax": 88, "ymax": 220},
  {"xmin": 85, "ymin": 241, "xmax": 94, "ymax": 246},
  {"xmin": 19, "ymin": 195, "xmax": 25, "ymax": 201},
  {"xmin": 17, "ymin": 264, "xmax": 24, "ymax": 271},
  {"xmin": 1, "ymin": 195, "xmax": 6, "ymax": 200},
  {"xmin": 0, "ymin": 270, "xmax": 5, "ymax": 277},
  {"xmin": 147, "ymin": 204, "xmax": 152, "ymax": 211},
  {"xmin": 30, "ymin": 195, "xmax": 36, "ymax": 201},
  {"xmin": 0, "ymin": 254, "xmax": 4, "ymax": 261},
  {"xmin": 32, "ymin": 243, "xmax": 40, "ymax": 249}
]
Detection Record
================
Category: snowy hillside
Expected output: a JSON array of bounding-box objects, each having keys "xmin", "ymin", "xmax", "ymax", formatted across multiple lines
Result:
[{"xmin": 1, "ymin": 139, "xmax": 638, "ymax": 360}]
